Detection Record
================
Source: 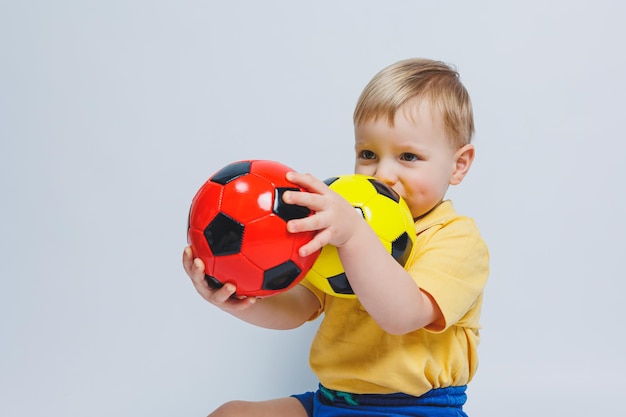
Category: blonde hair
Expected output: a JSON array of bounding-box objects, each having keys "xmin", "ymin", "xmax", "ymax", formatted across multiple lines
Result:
[{"xmin": 353, "ymin": 58, "xmax": 475, "ymax": 148}]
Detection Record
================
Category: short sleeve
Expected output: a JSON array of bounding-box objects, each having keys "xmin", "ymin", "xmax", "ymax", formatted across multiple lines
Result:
[
  {"xmin": 407, "ymin": 215, "xmax": 489, "ymax": 332},
  {"xmin": 299, "ymin": 278, "xmax": 327, "ymax": 321}
]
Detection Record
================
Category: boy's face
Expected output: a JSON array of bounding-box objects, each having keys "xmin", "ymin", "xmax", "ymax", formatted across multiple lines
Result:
[{"xmin": 354, "ymin": 100, "xmax": 468, "ymax": 219}]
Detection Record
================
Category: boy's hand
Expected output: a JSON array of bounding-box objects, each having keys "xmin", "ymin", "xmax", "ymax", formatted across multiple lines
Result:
[
  {"xmin": 182, "ymin": 246, "xmax": 256, "ymax": 312},
  {"xmin": 282, "ymin": 171, "xmax": 365, "ymax": 257}
]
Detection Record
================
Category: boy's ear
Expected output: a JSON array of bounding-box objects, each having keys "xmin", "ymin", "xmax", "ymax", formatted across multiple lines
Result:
[{"xmin": 450, "ymin": 144, "xmax": 475, "ymax": 186}]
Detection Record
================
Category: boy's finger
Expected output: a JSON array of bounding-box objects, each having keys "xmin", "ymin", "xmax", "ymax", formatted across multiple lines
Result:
[
  {"xmin": 182, "ymin": 247, "xmax": 194, "ymax": 274},
  {"xmin": 286, "ymin": 171, "xmax": 326, "ymax": 193}
]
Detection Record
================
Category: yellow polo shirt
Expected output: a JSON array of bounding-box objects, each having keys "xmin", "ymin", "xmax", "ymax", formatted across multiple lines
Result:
[{"xmin": 300, "ymin": 200, "xmax": 489, "ymax": 396}]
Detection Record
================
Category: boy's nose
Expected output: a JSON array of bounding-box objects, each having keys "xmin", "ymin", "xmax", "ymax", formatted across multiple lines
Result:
[{"xmin": 374, "ymin": 162, "xmax": 397, "ymax": 186}]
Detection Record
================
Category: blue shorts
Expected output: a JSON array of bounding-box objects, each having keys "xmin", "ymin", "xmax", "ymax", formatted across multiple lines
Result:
[{"xmin": 291, "ymin": 384, "xmax": 468, "ymax": 417}]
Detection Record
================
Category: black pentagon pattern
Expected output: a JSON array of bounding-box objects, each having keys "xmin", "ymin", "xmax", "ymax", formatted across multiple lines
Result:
[
  {"xmin": 204, "ymin": 212, "xmax": 244, "ymax": 256},
  {"xmin": 368, "ymin": 178, "xmax": 400, "ymax": 203},
  {"xmin": 328, "ymin": 273, "xmax": 354, "ymax": 295},
  {"xmin": 323, "ymin": 176, "xmax": 339, "ymax": 186},
  {"xmin": 205, "ymin": 275, "xmax": 224, "ymax": 289},
  {"xmin": 262, "ymin": 260, "xmax": 302, "ymax": 290},
  {"xmin": 210, "ymin": 161, "xmax": 251, "ymax": 185},
  {"xmin": 391, "ymin": 231, "xmax": 413, "ymax": 267},
  {"xmin": 274, "ymin": 187, "xmax": 312, "ymax": 221}
]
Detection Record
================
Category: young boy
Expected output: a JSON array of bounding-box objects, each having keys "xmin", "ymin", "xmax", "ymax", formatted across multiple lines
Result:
[{"xmin": 183, "ymin": 58, "xmax": 489, "ymax": 417}]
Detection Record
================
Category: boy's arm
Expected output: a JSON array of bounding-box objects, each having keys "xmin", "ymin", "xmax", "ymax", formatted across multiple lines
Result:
[
  {"xmin": 283, "ymin": 172, "xmax": 441, "ymax": 336},
  {"xmin": 337, "ymin": 223, "xmax": 443, "ymax": 335},
  {"xmin": 183, "ymin": 246, "xmax": 320, "ymax": 330}
]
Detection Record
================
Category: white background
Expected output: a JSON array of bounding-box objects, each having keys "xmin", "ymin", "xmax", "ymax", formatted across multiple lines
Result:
[{"xmin": 1, "ymin": 1, "xmax": 624, "ymax": 416}]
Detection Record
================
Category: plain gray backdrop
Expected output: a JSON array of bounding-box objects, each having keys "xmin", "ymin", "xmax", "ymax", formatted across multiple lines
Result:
[{"xmin": 1, "ymin": 1, "xmax": 624, "ymax": 416}]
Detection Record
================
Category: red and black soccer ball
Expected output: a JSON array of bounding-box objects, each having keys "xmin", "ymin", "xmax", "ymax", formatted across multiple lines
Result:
[{"xmin": 187, "ymin": 160, "xmax": 320, "ymax": 297}]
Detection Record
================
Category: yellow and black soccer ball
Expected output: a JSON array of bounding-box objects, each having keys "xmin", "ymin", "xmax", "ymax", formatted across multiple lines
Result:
[{"xmin": 304, "ymin": 174, "xmax": 415, "ymax": 298}]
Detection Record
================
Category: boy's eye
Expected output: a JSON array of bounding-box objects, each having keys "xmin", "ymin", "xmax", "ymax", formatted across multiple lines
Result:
[
  {"xmin": 400, "ymin": 153, "xmax": 419, "ymax": 162},
  {"xmin": 359, "ymin": 150, "xmax": 376, "ymax": 160}
]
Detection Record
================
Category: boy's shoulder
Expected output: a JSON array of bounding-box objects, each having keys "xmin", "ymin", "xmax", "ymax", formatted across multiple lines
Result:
[{"xmin": 414, "ymin": 200, "xmax": 487, "ymax": 252}]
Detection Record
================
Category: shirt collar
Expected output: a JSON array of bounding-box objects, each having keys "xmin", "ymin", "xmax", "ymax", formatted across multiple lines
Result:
[{"xmin": 414, "ymin": 200, "xmax": 456, "ymax": 233}]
